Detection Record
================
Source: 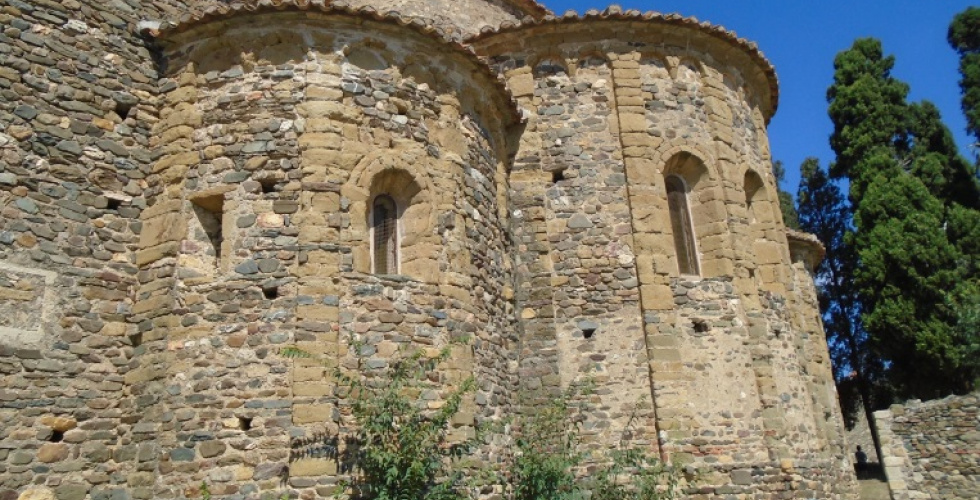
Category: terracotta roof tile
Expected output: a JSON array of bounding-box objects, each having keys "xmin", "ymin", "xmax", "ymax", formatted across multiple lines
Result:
[{"xmin": 503, "ymin": 0, "xmax": 550, "ymax": 19}]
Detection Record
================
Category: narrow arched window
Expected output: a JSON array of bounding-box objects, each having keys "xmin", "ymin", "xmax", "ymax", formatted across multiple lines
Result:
[
  {"xmin": 744, "ymin": 171, "xmax": 765, "ymax": 225},
  {"xmin": 372, "ymin": 195, "xmax": 398, "ymax": 274},
  {"xmin": 666, "ymin": 175, "xmax": 700, "ymax": 276}
]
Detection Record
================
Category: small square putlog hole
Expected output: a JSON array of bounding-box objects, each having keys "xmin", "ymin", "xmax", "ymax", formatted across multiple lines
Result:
[
  {"xmin": 693, "ymin": 319, "xmax": 710, "ymax": 333},
  {"xmin": 259, "ymin": 178, "xmax": 278, "ymax": 194},
  {"xmin": 552, "ymin": 168, "xmax": 566, "ymax": 184},
  {"xmin": 239, "ymin": 417, "xmax": 253, "ymax": 431},
  {"xmin": 49, "ymin": 430, "xmax": 64, "ymax": 443},
  {"xmin": 115, "ymin": 101, "xmax": 134, "ymax": 119},
  {"xmin": 578, "ymin": 320, "xmax": 599, "ymax": 340}
]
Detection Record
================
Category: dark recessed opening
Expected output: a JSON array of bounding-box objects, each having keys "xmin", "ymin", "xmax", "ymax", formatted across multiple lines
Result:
[
  {"xmin": 259, "ymin": 178, "xmax": 278, "ymax": 194},
  {"xmin": 578, "ymin": 320, "xmax": 599, "ymax": 340},
  {"xmin": 693, "ymin": 319, "xmax": 710, "ymax": 333},
  {"xmin": 263, "ymin": 286, "xmax": 279, "ymax": 300},
  {"xmin": 106, "ymin": 198, "xmax": 122, "ymax": 211},
  {"xmin": 552, "ymin": 169, "xmax": 566, "ymax": 184},
  {"xmin": 130, "ymin": 332, "xmax": 143, "ymax": 347},
  {"xmin": 115, "ymin": 102, "xmax": 133, "ymax": 119},
  {"xmin": 191, "ymin": 195, "xmax": 224, "ymax": 268},
  {"xmin": 239, "ymin": 417, "xmax": 253, "ymax": 431},
  {"xmin": 748, "ymin": 269, "xmax": 755, "ymax": 279},
  {"xmin": 50, "ymin": 430, "xmax": 64, "ymax": 443}
]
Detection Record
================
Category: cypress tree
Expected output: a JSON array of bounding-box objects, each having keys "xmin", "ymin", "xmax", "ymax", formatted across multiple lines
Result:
[
  {"xmin": 905, "ymin": 101, "xmax": 980, "ymax": 209},
  {"xmin": 949, "ymin": 7, "xmax": 980, "ymax": 147},
  {"xmin": 827, "ymin": 38, "xmax": 909, "ymax": 201},
  {"xmin": 827, "ymin": 38, "xmax": 979, "ymax": 400},
  {"xmin": 948, "ymin": 10, "xmax": 980, "ymax": 390},
  {"xmin": 853, "ymin": 173, "xmax": 969, "ymax": 397},
  {"xmin": 796, "ymin": 158, "xmax": 887, "ymax": 458}
]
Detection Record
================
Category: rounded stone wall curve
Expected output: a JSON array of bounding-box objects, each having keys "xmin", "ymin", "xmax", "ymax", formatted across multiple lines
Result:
[
  {"xmin": 151, "ymin": 0, "xmax": 549, "ymax": 37},
  {"xmin": 341, "ymin": 0, "xmax": 548, "ymax": 34},
  {"xmin": 132, "ymin": 8, "xmax": 520, "ymax": 497}
]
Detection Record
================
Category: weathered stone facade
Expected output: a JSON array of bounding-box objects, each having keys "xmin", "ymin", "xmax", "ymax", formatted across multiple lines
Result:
[
  {"xmin": 875, "ymin": 393, "xmax": 980, "ymax": 500},
  {"xmin": 0, "ymin": 0, "xmax": 857, "ymax": 499}
]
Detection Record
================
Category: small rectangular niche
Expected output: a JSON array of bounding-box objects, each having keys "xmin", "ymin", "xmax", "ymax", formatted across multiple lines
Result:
[{"xmin": 190, "ymin": 194, "xmax": 225, "ymax": 270}]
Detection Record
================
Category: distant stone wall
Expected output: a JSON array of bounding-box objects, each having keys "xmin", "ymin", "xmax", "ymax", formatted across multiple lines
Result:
[{"xmin": 876, "ymin": 393, "xmax": 980, "ymax": 500}]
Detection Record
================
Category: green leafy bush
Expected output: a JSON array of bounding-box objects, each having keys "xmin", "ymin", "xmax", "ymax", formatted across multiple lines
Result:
[
  {"xmin": 282, "ymin": 348, "xmax": 680, "ymax": 500},
  {"xmin": 509, "ymin": 390, "xmax": 585, "ymax": 500},
  {"xmin": 283, "ymin": 346, "xmax": 476, "ymax": 500},
  {"xmin": 508, "ymin": 387, "xmax": 679, "ymax": 500},
  {"xmin": 589, "ymin": 442, "xmax": 679, "ymax": 500}
]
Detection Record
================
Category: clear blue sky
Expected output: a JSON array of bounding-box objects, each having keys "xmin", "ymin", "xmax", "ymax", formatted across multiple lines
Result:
[{"xmin": 542, "ymin": 0, "xmax": 976, "ymax": 194}]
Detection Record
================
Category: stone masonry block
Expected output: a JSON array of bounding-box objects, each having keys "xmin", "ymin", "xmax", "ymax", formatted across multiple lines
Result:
[
  {"xmin": 640, "ymin": 284, "xmax": 674, "ymax": 310},
  {"xmin": 299, "ymin": 133, "xmax": 343, "ymax": 150},
  {"xmin": 293, "ymin": 404, "xmax": 332, "ymax": 424},
  {"xmin": 619, "ymin": 113, "xmax": 648, "ymax": 133},
  {"xmin": 291, "ymin": 458, "xmax": 338, "ymax": 477},
  {"xmin": 296, "ymin": 305, "xmax": 339, "ymax": 322},
  {"xmin": 139, "ymin": 212, "xmax": 186, "ymax": 249}
]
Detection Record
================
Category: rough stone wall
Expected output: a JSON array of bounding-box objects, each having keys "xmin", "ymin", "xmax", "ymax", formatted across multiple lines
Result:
[
  {"xmin": 0, "ymin": 0, "xmax": 201, "ymax": 498},
  {"xmin": 876, "ymin": 394, "xmax": 980, "ymax": 500},
  {"xmin": 474, "ymin": 20, "xmax": 858, "ymax": 499},
  {"xmin": 787, "ymin": 233, "xmax": 849, "ymax": 463},
  {"xmin": 490, "ymin": 41, "xmax": 657, "ymax": 454},
  {"xmin": 129, "ymin": 12, "xmax": 518, "ymax": 499}
]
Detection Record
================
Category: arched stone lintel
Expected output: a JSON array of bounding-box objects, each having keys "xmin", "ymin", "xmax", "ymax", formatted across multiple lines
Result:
[
  {"xmin": 654, "ymin": 144, "xmax": 717, "ymax": 184},
  {"xmin": 343, "ymin": 149, "xmax": 440, "ymax": 281}
]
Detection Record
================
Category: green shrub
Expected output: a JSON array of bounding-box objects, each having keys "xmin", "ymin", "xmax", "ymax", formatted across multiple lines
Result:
[
  {"xmin": 282, "ymin": 348, "xmax": 680, "ymax": 500},
  {"xmin": 509, "ymin": 388, "xmax": 680, "ymax": 500},
  {"xmin": 589, "ymin": 445, "xmax": 679, "ymax": 500},
  {"xmin": 283, "ymin": 345, "xmax": 477, "ymax": 500},
  {"xmin": 509, "ymin": 390, "xmax": 585, "ymax": 500}
]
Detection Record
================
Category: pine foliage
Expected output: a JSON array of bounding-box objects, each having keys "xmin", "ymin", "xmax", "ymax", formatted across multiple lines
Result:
[
  {"xmin": 949, "ymin": 7, "xmax": 980, "ymax": 147},
  {"xmin": 823, "ymin": 37, "xmax": 980, "ymax": 400}
]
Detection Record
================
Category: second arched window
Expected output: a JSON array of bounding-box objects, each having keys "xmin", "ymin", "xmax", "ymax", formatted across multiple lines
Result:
[
  {"xmin": 372, "ymin": 195, "xmax": 399, "ymax": 275},
  {"xmin": 666, "ymin": 175, "xmax": 700, "ymax": 276}
]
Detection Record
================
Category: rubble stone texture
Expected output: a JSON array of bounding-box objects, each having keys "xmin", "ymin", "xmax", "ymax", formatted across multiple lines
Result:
[
  {"xmin": 875, "ymin": 394, "xmax": 980, "ymax": 500},
  {"xmin": 0, "ymin": 0, "xmax": 858, "ymax": 499}
]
